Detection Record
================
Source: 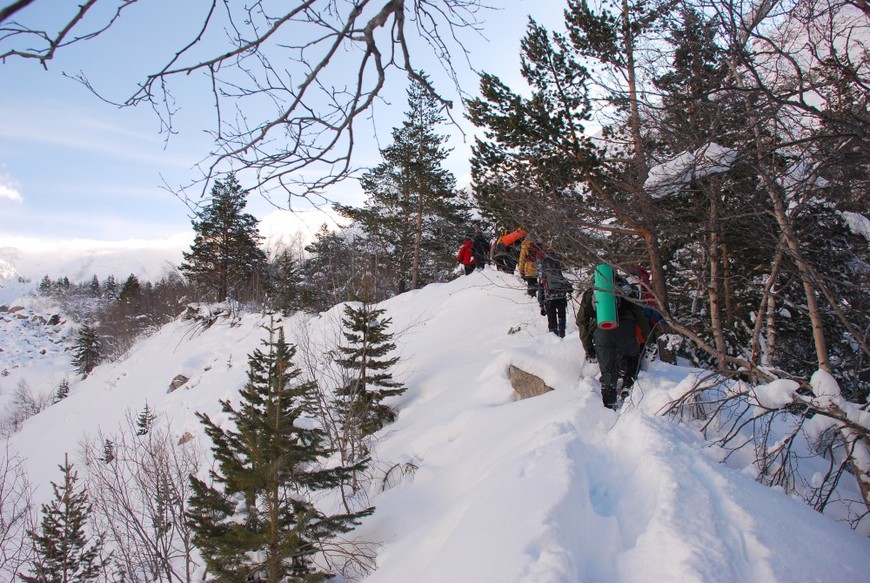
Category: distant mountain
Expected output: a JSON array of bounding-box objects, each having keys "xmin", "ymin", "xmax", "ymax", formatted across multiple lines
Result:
[
  {"xmin": 0, "ymin": 257, "xmax": 17, "ymax": 280},
  {"xmin": 0, "ymin": 235, "xmax": 189, "ymax": 287},
  {"xmin": 0, "ymin": 208, "xmax": 347, "ymax": 298}
]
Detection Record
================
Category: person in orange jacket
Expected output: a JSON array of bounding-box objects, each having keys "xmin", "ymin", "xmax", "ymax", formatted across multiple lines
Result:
[{"xmin": 456, "ymin": 239, "xmax": 476, "ymax": 275}]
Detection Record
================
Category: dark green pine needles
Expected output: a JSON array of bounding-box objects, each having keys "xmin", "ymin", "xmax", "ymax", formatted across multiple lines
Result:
[{"xmin": 186, "ymin": 321, "xmax": 372, "ymax": 582}]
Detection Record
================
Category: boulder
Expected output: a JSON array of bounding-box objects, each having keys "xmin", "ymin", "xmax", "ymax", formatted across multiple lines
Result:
[
  {"xmin": 168, "ymin": 374, "xmax": 190, "ymax": 393},
  {"xmin": 509, "ymin": 365, "xmax": 554, "ymax": 400}
]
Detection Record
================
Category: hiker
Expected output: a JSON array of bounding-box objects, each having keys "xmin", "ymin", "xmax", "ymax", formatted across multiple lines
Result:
[
  {"xmin": 490, "ymin": 229, "xmax": 510, "ymax": 272},
  {"xmin": 537, "ymin": 248, "xmax": 572, "ymax": 337},
  {"xmin": 576, "ymin": 274, "xmax": 651, "ymax": 409},
  {"xmin": 456, "ymin": 239, "xmax": 476, "ymax": 275},
  {"xmin": 517, "ymin": 236, "xmax": 540, "ymax": 297},
  {"xmin": 491, "ymin": 227, "xmax": 527, "ymax": 273},
  {"xmin": 626, "ymin": 264, "xmax": 665, "ymax": 352},
  {"xmin": 471, "ymin": 228, "xmax": 491, "ymax": 271}
]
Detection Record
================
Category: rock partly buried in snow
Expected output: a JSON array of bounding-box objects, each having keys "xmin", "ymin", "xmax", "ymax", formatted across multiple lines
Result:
[
  {"xmin": 168, "ymin": 374, "xmax": 190, "ymax": 393},
  {"xmin": 509, "ymin": 365, "xmax": 554, "ymax": 399}
]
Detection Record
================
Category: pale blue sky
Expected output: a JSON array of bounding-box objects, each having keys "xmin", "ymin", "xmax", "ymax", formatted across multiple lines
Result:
[{"xmin": 0, "ymin": 1, "xmax": 566, "ymax": 245}]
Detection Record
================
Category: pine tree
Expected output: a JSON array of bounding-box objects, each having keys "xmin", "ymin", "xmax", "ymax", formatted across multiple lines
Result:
[
  {"xmin": 37, "ymin": 275, "xmax": 53, "ymax": 295},
  {"xmin": 88, "ymin": 275, "xmax": 101, "ymax": 298},
  {"xmin": 101, "ymin": 440, "xmax": 114, "ymax": 464},
  {"xmin": 102, "ymin": 276, "xmax": 117, "ymax": 300},
  {"xmin": 22, "ymin": 454, "xmax": 106, "ymax": 583},
  {"xmin": 71, "ymin": 324, "xmax": 101, "ymax": 378},
  {"xmin": 119, "ymin": 274, "xmax": 142, "ymax": 304},
  {"xmin": 334, "ymin": 303, "xmax": 405, "ymax": 442},
  {"xmin": 336, "ymin": 76, "xmax": 470, "ymax": 295},
  {"xmin": 186, "ymin": 321, "xmax": 372, "ymax": 582},
  {"xmin": 54, "ymin": 378, "xmax": 70, "ymax": 403},
  {"xmin": 300, "ymin": 223, "xmax": 358, "ymax": 310},
  {"xmin": 180, "ymin": 173, "xmax": 267, "ymax": 302},
  {"xmin": 136, "ymin": 404, "xmax": 156, "ymax": 436},
  {"xmin": 266, "ymin": 248, "xmax": 302, "ymax": 315}
]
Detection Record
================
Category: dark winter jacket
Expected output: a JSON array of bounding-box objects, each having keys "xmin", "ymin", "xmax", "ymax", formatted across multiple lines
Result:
[
  {"xmin": 576, "ymin": 287, "xmax": 652, "ymax": 353},
  {"xmin": 471, "ymin": 233, "xmax": 490, "ymax": 266}
]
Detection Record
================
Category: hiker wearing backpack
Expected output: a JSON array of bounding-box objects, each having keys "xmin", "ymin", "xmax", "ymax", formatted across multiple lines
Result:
[
  {"xmin": 471, "ymin": 228, "xmax": 491, "ymax": 271},
  {"xmin": 517, "ymin": 236, "xmax": 540, "ymax": 297},
  {"xmin": 536, "ymin": 248, "xmax": 572, "ymax": 337},
  {"xmin": 491, "ymin": 227, "xmax": 527, "ymax": 273},
  {"xmin": 576, "ymin": 274, "xmax": 651, "ymax": 409},
  {"xmin": 456, "ymin": 238, "xmax": 476, "ymax": 275}
]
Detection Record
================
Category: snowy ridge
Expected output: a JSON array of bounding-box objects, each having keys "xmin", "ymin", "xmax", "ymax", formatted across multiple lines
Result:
[{"xmin": 6, "ymin": 269, "xmax": 870, "ymax": 581}]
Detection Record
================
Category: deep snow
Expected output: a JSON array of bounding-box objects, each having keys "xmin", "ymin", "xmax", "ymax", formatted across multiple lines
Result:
[{"xmin": 2, "ymin": 268, "xmax": 869, "ymax": 582}]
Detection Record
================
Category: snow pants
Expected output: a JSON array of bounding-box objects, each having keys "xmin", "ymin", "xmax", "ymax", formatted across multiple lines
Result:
[
  {"xmin": 546, "ymin": 297, "xmax": 567, "ymax": 337},
  {"xmin": 594, "ymin": 321, "xmax": 640, "ymax": 402}
]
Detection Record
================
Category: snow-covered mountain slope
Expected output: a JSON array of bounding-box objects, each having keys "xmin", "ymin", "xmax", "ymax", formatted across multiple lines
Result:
[{"xmin": 6, "ymin": 269, "xmax": 870, "ymax": 582}]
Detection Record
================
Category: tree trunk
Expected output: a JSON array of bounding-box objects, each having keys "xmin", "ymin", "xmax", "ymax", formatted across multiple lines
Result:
[
  {"xmin": 708, "ymin": 194, "xmax": 727, "ymax": 370},
  {"xmin": 412, "ymin": 169, "xmax": 424, "ymax": 290},
  {"xmin": 757, "ymin": 167, "xmax": 831, "ymax": 372}
]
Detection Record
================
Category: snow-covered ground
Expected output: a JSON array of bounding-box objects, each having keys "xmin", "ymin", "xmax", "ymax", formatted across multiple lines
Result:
[{"xmin": 2, "ymin": 268, "xmax": 869, "ymax": 582}]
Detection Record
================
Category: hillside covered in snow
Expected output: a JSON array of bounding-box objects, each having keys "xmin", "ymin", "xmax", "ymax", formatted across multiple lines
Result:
[{"xmin": 1, "ymin": 269, "xmax": 869, "ymax": 582}]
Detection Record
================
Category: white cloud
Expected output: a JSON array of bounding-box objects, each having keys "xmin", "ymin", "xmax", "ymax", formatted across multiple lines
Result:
[
  {"xmin": 0, "ymin": 175, "xmax": 22, "ymax": 203},
  {"xmin": 0, "ymin": 233, "xmax": 192, "ymax": 282}
]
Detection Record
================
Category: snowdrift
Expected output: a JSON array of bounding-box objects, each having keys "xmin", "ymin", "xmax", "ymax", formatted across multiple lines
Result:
[{"xmin": 4, "ymin": 269, "xmax": 870, "ymax": 582}]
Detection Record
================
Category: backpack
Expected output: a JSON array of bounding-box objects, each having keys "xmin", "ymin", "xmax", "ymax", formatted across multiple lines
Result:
[{"xmin": 540, "ymin": 255, "xmax": 572, "ymax": 300}]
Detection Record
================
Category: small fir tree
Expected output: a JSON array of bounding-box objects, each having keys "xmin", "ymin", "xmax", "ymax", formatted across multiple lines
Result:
[
  {"xmin": 54, "ymin": 378, "xmax": 70, "ymax": 403},
  {"xmin": 22, "ymin": 454, "xmax": 106, "ymax": 583},
  {"xmin": 267, "ymin": 248, "xmax": 303, "ymax": 315},
  {"xmin": 186, "ymin": 321, "xmax": 372, "ymax": 582},
  {"xmin": 119, "ymin": 274, "xmax": 142, "ymax": 304},
  {"xmin": 334, "ymin": 304, "xmax": 406, "ymax": 441},
  {"xmin": 136, "ymin": 404, "xmax": 156, "ymax": 436},
  {"xmin": 101, "ymin": 440, "xmax": 114, "ymax": 464},
  {"xmin": 88, "ymin": 275, "xmax": 101, "ymax": 298},
  {"xmin": 300, "ymin": 223, "xmax": 358, "ymax": 310},
  {"xmin": 102, "ymin": 276, "xmax": 117, "ymax": 299},
  {"xmin": 71, "ymin": 325, "xmax": 101, "ymax": 378},
  {"xmin": 37, "ymin": 275, "xmax": 53, "ymax": 295}
]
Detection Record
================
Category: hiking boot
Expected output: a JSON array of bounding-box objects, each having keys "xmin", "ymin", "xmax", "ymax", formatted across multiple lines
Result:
[{"xmin": 601, "ymin": 385, "xmax": 618, "ymax": 409}]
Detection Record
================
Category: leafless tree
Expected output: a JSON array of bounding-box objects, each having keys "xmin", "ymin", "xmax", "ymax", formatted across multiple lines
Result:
[
  {"xmin": 0, "ymin": 442, "xmax": 34, "ymax": 581},
  {"xmin": 0, "ymin": 380, "xmax": 53, "ymax": 437},
  {"xmin": 1, "ymin": 1, "xmax": 490, "ymax": 205},
  {"xmin": 81, "ymin": 411, "xmax": 201, "ymax": 583}
]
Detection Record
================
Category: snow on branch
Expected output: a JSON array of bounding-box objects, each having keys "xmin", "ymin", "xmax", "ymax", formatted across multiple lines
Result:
[{"xmin": 644, "ymin": 143, "xmax": 738, "ymax": 199}]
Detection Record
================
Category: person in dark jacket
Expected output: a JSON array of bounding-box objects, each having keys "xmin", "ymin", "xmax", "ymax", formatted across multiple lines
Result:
[
  {"xmin": 537, "ymin": 248, "xmax": 571, "ymax": 337},
  {"xmin": 576, "ymin": 277, "xmax": 652, "ymax": 409},
  {"xmin": 471, "ymin": 229, "xmax": 491, "ymax": 271}
]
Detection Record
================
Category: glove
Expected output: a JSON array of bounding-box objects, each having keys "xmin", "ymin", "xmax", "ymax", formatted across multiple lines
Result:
[{"xmin": 585, "ymin": 348, "xmax": 597, "ymax": 364}]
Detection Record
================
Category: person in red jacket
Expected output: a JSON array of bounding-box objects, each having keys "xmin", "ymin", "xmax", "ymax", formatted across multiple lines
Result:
[{"xmin": 456, "ymin": 239, "xmax": 476, "ymax": 275}]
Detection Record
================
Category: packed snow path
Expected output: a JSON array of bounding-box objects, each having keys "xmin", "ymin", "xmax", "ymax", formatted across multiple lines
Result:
[{"xmin": 4, "ymin": 269, "xmax": 869, "ymax": 582}]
